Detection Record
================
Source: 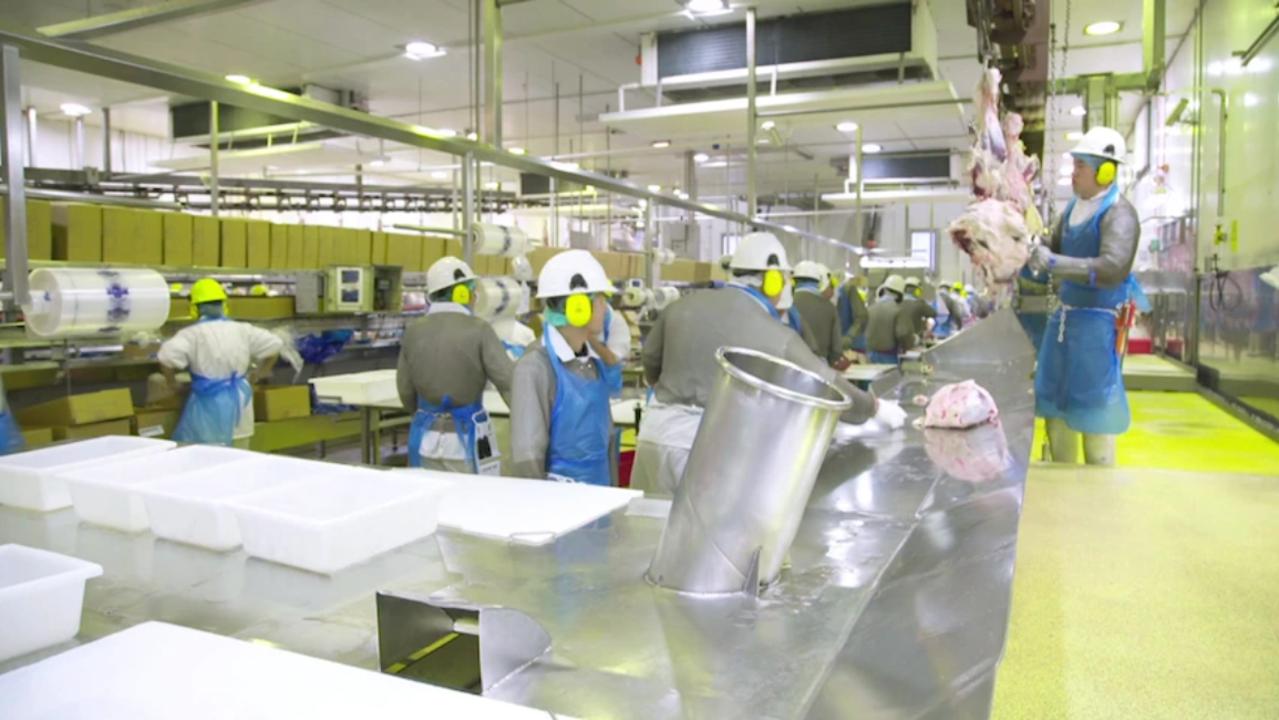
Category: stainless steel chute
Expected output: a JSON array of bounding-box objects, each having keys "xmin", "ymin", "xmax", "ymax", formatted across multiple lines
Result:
[{"xmin": 647, "ymin": 347, "xmax": 852, "ymax": 594}]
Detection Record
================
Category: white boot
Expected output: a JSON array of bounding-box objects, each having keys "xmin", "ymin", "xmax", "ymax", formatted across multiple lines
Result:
[
  {"xmin": 1046, "ymin": 417, "xmax": 1080, "ymax": 464},
  {"xmin": 1083, "ymin": 434, "xmax": 1117, "ymax": 466}
]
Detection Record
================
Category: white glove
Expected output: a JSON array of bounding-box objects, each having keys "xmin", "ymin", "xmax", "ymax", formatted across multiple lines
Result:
[
  {"xmin": 873, "ymin": 399, "xmax": 908, "ymax": 430},
  {"xmin": 1028, "ymin": 244, "xmax": 1055, "ymax": 274}
]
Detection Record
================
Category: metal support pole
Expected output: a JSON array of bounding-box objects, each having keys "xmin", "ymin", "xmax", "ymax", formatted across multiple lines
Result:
[
  {"xmin": 1, "ymin": 45, "xmax": 30, "ymax": 308},
  {"xmin": 101, "ymin": 106, "xmax": 112, "ymax": 174},
  {"xmin": 24, "ymin": 106, "xmax": 35, "ymax": 167},
  {"xmin": 550, "ymin": 79, "xmax": 559, "ymax": 247},
  {"xmin": 684, "ymin": 149, "xmax": 698, "ymax": 257},
  {"xmin": 481, "ymin": 0, "xmax": 502, "ymax": 147},
  {"xmin": 451, "ymin": 166, "xmax": 460, "ymax": 230},
  {"xmin": 745, "ymin": 7, "xmax": 758, "ymax": 221},
  {"xmin": 1142, "ymin": 0, "xmax": 1166, "ymax": 89},
  {"xmin": 209, "ymin": 100, "xmax": 220, "ymax": 217},
  {"xmin": 462, "ymin": 150, "xmax": 474, "ymax": 264},
  {"xmin": 73, "ymin": 116, "xmax": 85, "ymax": 169},
  {"xmin": 645, "ymin": 200, "xmax": 659, "ymax": 290},
  {"xmin": 853, "ymin": 124, "xmax": 864, "ymax": 249}
]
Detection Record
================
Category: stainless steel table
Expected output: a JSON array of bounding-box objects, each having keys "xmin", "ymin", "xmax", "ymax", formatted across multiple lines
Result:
[{"xmin": 1, "ymin": 310, "xmax": 1035, "ymax": 719}]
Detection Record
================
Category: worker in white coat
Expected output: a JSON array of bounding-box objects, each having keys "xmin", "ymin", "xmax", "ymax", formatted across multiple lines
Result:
[
  {"xmin": 1028, "ymin": 125, "xmax": 1141, "ymax": 466},
  {"xmin": 791, "ymin": 260, "xmax": 843, "ymax": 365},
  {"xmin": 398, "ymin": 257, "xmax": 514, "ymax": 474},
  {"xmin": 510, "ymin": 250, "xmax": 617, "ymax": 485},
  {"xmin": 159, "ymin": 278, "xmax": 283, "ymax": 448},
  {"xmin": 634, "ymin": 232, "xmax": 899, "ymax": 497}
]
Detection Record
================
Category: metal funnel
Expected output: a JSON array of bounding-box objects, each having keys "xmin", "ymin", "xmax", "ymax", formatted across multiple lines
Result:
[{"xmin": 647, "ymin": 347, "xmax": 852, "ymax": 594}]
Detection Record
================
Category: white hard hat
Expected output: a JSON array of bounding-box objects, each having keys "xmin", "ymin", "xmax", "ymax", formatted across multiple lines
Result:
[
  {"xmin": 792, "ymin": 260, "xmax": 829, "ymax": 282},
  {"xmin": 426, "ymin": 256, "xmax": 476, "ymax": 295},
  {"xmin": 1070, "ymin": 126, "xmax": 1126, "ymax": 163},
  {"xmin": 882, "ymin": 274, "xmax": 906, "ymax": 295},
  {"xmin": 536, "ymin": 249, "xmax": 616, "ymax": 299},
  {"xmin": 904, "ymin": 276, "xmax": 922, "ymax": 289},
  {"xmin": 730, "ymin": 232, "xmax": 791, "ymax": 272}
]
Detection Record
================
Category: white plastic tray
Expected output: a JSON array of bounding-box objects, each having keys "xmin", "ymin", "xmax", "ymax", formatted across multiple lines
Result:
[
  {"xmin": 135, "ymin": 455, "xmax": 322, "ymax": 551},
  {"xmin": 309, "ymin": 369, "xmax": 399, "ymax": 407},
  {"xmin": 0, "ymin": 622, "xmax": 555, "ymax": 719},
  {"xmin": 0, "ymin": 436, "xmax": 178, "ymax": 512},
  {"xmin": 433, "ymin": 474, "xmax": 642, "ymax": 545},
  {"xmin": 0, "ymin": 544, "xmax": 102, "ymax": 663},
  {"xmin": 61, "ymin": 446, "xmax": 259, "ymax": 533},
  {"xmin": 229, "ymin": 470, "xmax": 456, "ymax": 574}
]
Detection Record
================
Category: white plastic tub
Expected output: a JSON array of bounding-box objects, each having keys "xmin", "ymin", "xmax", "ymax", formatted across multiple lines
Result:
[
  {"xmin": 0, "ymin": 436, "xmax": 177, "ymax": 512},
  {"xmin": 61, "ymin": 446, "xmax": 259, "ymax": 533},
  {"xmin": 229, "ymin": 471, "xmax": 455, "ymax": 574},
  {"xmin": 309, "ymin": 369, "xmax": 399, "ymax": 407},
  {"xmin": 0, "ymin": 544, "xmax": 102, "ymax": 663},
  {"xmin": 136, "ymin": 455, "xmax": 322, "ymax": 551}
]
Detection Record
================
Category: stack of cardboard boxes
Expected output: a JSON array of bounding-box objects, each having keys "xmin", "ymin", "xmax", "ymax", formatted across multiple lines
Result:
[{"xmin": 15, "ymin": 388, "xmax": 136, "ymax": 442}]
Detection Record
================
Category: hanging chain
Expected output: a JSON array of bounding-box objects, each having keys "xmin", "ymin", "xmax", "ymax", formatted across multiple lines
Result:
[{"xmin": 1046, "ymin": 0, "xmax": 1073, "ymax": 219}]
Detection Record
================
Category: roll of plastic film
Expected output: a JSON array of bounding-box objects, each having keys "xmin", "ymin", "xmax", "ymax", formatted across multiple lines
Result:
[
  {"xmin": 651, "ymin": 248, "xmax": 676, "ymax": 266},
  {"xmin": 652, "ymin": 286, "xmax": 680, "ymax": 310},
  {"xmin": 472, "ymin": 276, "xmax": 528, "ymax": 321},
  {"xmin": 621, "ymin": 286, "xmax": 648, "ymax": 308},
  {"xmin": 473, "ymin": 223, "xmax": 529, "ymax": 258},
  {"xmin": 24, "ymin": 268, "xmax": 171, "ymax": 338}
]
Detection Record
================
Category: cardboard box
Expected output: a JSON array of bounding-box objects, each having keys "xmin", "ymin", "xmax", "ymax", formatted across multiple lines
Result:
[
  {"xmin": 302, "ymin": 225, "xmax": 321, "ymax": 268},
  {"xmin": 20, "ymin": 427, "xmax": 55, "ymax": 448},
  {"xmin": 246, "ymin": 219, "xmax": 272, "ymax": 268},
  {"xmin": 102, "ymin": 207, "xmax": 164, "ymax": 265},
  {"xmin": 192, "ymin": 215, "xmax": 220, "ymax": 266},
  {"xmin": 627, "ymin": 253, "xmax": 647, "ymax": 279},
  {"xmin": 693, "ymin": 261, "xmax": 713, "ymax": 283},
  {"xmin": 161, "ymin": 211, "xmax": 194, "ymax": 266},
  {"xmin": 385, "ymin": 232, "xmax": 422, "ymax": 270},
  {"xmin": 419, "ymin": 236, "xmax": 446, "ymax": 271},
  {"xmin": 317, "ymin": 226, "xmax": 337, "ymax": 267},
  {"xmin": 371, "ymin": 232, "xmax": 388, "ymax": 265},
  {"xmin": 132, "ymin": 407, "xmax": 181, "ymax": 439},
  {"xmin": 665, "ymin": 258, "xmax": 696, "ymax": 282},
  {"xmin": 51, "ymin": 202, "xmax": 103, "ymax": 262},
  {"xmin": 286, "ymin": 224, "xmax": 305, "ymax": 268},
  {"xmin": 253, "ymin": 385, "xmax": 312, "ymax": 422},
  {"xmin": 349, "ymin": 229, "xmax": 372, "ymax": 266},
  {"xmin": 528, "ymin": 246, "xmax": 564, "ymax": 274},
  {"xmin": 51, "ymin": 418, "xmax": 133, "ymax": 442},
  {"xmin": 227, "ymin": 296, "xmax": 294, "ymax": 320},
  {"xmin": 269, "ymin": 223, "xmax": 289, "ymax": 269},
  {"xmin": 443, "ymin": 238, "xmax": 463, "ymax": 259},
  {"xmin": 15, "ymin": 388, "xmax": 134, "ymax": 427},
  {"xmin": 1, "ymin": 198, "xmax": 54, "ymax": 260},
  {"xmin": 169, "ymin": 297, "xmax": 190, "ymax": 321},
  {"xmin": 220, "ymin": 217, "xmax": 249, "ymax": 268}
]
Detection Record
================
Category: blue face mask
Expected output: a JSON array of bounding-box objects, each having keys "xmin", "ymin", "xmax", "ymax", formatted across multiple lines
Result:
[
  {"xmin": 543, "ymin": 308, "xmax": 569, "ymax": 328},
  {"xmin": 197, "ymin": 302, "xmax": 225, "ymax": 320}
]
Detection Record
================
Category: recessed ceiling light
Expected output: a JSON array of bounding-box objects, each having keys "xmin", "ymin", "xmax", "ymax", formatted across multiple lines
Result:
[
  {"xmin": 225, "ymin": 74, "xmax": 253, "ymax": 85},
  {"xmin": 1083, "ymin": 20, "xmax": 1122, "ymax": 36},
  {"xmin": 861, "ymin": 143, "xmax": 882, "ymax": 154},
  {"xmin": 693, "ymin": 152, "xmax": 710, "ymax": 163},
  {"xmin": 651, "ymin": 139, "xmax": 671, "ymax": 149},
  {"xmin": 508, "ymin": 146, "xmax": 526, "ymax": 155},
  {"xmin": 647, "ymin": 184, "xmax": 662, "ymax": 193},
  {"xmin": 60, "ymin": 102, "xmax": 91, "ymax": 117},
  {"xmin": 430, "ymin": 170, "xmax": 449, "ymax": 180},
  {"xmin": 1070, "ymin": 106, "xmax": 1087, "ymax": 117},
  {"xmin": 836, "ymin": 121, "xmax": 859, "ymax": 133},
  {"xmin": 1066, "ymin": 131, "xmax": 1084, "ymax": 141},
  {"xmin": 681, "ymin": 0, "xmax": 732, "ymax": 17},
  {"xmin": 404, "ymin": 40, "xmax": 446, "ymax": 60},
  {"xmin": 760, "ymin": 120, "xmax": 776, "ymax": 131}
]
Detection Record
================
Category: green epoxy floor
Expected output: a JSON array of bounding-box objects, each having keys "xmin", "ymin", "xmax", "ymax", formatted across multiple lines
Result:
[{"xmin": 996, "ymin": 392, "xmax": 1279, "ymax": 719}]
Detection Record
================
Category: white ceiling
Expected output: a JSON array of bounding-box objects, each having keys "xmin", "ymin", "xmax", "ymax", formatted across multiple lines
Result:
[{"xmin": 2, "ymin": 0, "xmax": 1183, "ymax": 201}]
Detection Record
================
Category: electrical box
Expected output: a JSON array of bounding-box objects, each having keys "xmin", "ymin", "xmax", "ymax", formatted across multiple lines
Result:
[{"xmin": 326, "ymin": 266, "xmax": 370, "ymax": 313}]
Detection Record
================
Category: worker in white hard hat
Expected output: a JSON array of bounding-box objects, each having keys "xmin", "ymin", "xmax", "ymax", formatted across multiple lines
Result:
[
  {"xmin": 836, "ymin": 272, "xmax": 870, "ymax": 354},
  {"xmin": 634, "ymin": 232, "xmax": 895, "ymax": 497},
  {"xmin": 864, "ymin": 274, "xmax": 913, "ymax": 364},
  {"xmin": 895, "ymin": 276, "xmax": 938, "ymax": 351},
  {"xmin": 0, "ymin": 374, "xmax": 22, "ymax": 455},
  {"xmin": 398, "ymin": 256, "xmax": 514, "ymax": 474},
  {"xmin": 159, "ymin": 277, "xmax": 283, "ymax": 448},
  {"xmin": 510, "ymin": 249, "xmax": 617, "ymax": 485},
  {"xmin": 791, "ymin": 260, "xmax": 843, "ymax": 365},
  {"xmin": 1027, "ymin": 125, "xmax": 1141, "ymax": 466},
  {"xmin": 588, "ymin": 293, "xmax": 632, "ymax": 397}
]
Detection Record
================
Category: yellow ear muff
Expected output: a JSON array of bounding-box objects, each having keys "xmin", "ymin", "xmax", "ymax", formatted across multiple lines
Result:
[
  {"xmin": 762, "ymin": 268, "xmax": 784, "ymax": 297},
  {"xmin": 1096, "ymin": 161, "xmax": 1117, "ymax": 185},
  {"xmin": 565, "ymin": 293, "xmax": 592, "ymax": 327},
  {"xmin": 451, "ymin": 283, "xmax": 472, "ymax": 305}
]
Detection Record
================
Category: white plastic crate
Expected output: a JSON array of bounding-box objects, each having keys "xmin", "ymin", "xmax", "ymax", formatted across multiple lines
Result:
[
  {"xmin": 136, "ymin": 455, "xmax": 323, "ymax": 551},
  {"xmin": 61, "ymin": 446, "xmax": 259, "ymax": 533},
  {"xmin": 0, "ymin": 436, "xmax": 177, "ymax": 512},
  {"xmin": 0, "ymin": 544, "xmax": 102, "ymax": 663},
  {"xmin": 229, "ymin": 470, "xmax": 455, "ymax": 574},
  {"xmin": 308, "ymin": 369, "xmax": 399, "ymax": 407},
  {"xmin": 434, "ymin": 475, "xmax": 642, "ymax": 546}
]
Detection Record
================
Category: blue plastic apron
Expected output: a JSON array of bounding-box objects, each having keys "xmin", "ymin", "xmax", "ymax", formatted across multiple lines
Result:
[
  {"xmin": 408, "ymin": 395, "xmax": 497, "ymax": 474},
  {"xmin": 1015, "ymin": 265, "xmax": 1052, "ymax": 350},
  {"xmin": 0, "ymin": 411, "xmax": 22, "ymax": 455},
  {"xmin": 836, "ymin": 285, "xmax": 868, "ymax": 351},
  {"xmin": 545, "ymin": 333, "xmax": 613, "ymax": 486},
  {"xmin": 503, "ymin": 341, "xmax": 527, "ymax": 359},
  {"xmin": 599, "ymin": 307, "xmax": 624, "ymax": 396},
  {"xmin": 1035, "ymin": 184, "xmax": 1132, "ymax": 435},
  {"xmin": 173, "ymin": 372, "xmax": 253, "ymax": 447}
]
